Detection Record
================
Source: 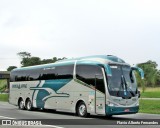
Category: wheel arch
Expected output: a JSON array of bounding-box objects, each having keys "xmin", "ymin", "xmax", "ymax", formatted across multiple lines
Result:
[{"xmin": 75, "ymin": 99, "xmax": 87, "ymax": 114}]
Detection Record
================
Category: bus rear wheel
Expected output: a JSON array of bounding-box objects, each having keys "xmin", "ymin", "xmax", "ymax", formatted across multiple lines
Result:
[
  {"xmin": 25, "ymin": 99, "xmax": 32, "ymax": 111},
  {"xmin": 18, "ymin": 99, "xmax": 25, "ymax": 110},
  {"xmin": 77, "ymin": 101, "xmax": 88, "ymax": 117}
]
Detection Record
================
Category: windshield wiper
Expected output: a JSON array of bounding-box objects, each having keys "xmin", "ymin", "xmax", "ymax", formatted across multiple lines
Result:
[
  {"xmin": 123, "ymin": 76, "xmax": 135, "ymax": 97},
  {"xmin": 117, "ymin": 76, "xmax": 125, "ymax": 97}
]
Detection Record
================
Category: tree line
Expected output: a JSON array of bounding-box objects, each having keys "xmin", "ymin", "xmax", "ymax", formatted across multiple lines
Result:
[
  {"xmin": 7, "ymin": 52, "xmax": 66, "ymax": 71},
  {"xmin": 7, "ymin": 52, "xmax": 160, "ymax": 89},
  {"xmin": 136, "ymin": 60, "xmax": 160, "ymax": 91}
]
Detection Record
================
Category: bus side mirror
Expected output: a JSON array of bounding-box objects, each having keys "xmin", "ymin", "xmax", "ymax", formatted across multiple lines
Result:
[{"xmin": 131, "ymin": 67, "xmax": 144, "ymax": 79}]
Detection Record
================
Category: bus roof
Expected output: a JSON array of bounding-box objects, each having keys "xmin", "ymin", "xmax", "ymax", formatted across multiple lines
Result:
[
  {"xmin": 12, "ymin": 55, "xmax": 126, "ymax": 71},
  {"xmin": 58, "ymin": 55, "xmax": 125, "ymax": 63}
]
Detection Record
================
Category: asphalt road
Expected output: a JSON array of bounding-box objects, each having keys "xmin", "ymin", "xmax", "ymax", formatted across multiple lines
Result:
[{"xmin": 0, "ymin": 101, "xmax": 160, "ymax": 128}]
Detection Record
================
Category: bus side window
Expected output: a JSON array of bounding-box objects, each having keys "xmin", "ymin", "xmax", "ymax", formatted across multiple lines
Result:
[
  {"xmin": 96, "ymin": 74, "xmax": 105, "ymax": 93},
  {"xmin": 40, "ymin": 65, "xmax": 74, "ymax": 80},
  {"xmin": 76, "ymin": 65, "xmax": 105, "ymax": 93},
  {"xmin": 40, "ymin": 68, "xmax": 56, "ymax": 80},
  {"xmin": 15, "ymin": 71, "xmax": 26, "ymax": 81},
  {"xmin": 56, "ymin": 65, "xmax": 74, "ymax": 79},
  {"xmin": 28, "ymin": 69, "xmax": 40, "ymax": 81},
  {"xmin": 76, "ymin": 65, "xmax": 96, "ymax": 86},
  {"xmin": 11, "ymin": 65, "xmax": 74, "ymax": 81}
]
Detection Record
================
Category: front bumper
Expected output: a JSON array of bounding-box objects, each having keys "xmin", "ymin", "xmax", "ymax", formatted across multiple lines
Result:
[{"xmin": 106, "ymin": 105, "xmax": 139, "ymax": 116}]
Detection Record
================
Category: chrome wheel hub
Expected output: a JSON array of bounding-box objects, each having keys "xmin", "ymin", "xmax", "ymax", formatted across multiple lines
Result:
[
  {"xmin": 20, "ymin": 101, "xmax": 24, "ymax": 109},
  {"xmin": 27, "ymin": 101, "xmax": 31, "ymax": 110},
  {"xmin": 79, "ymin": 104, "xmax": 86, "ymax": 116}
]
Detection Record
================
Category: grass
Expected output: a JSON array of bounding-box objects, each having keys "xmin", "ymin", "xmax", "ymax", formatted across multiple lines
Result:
[
  {"xmin": 140, "ymin": 92, "xmax": 160, "ymax": 98},
  {"xmin": 139, "ymin": 87, "xmax": 160, "ymax": 92},
  {"xmin": 139, "ymin": 87, "xmax": 160, "ymax": 98},
  {"xmin": 138, "ymin": 87, "xmax": 160, "ymax": 114},
  {"xmin": 139, "ymin": 99, "xmax": 160, "ymax": 114},
  {"xmin": 0, "ymin": 79, "xmax": 7, "ymax": 92},
  {"xmin": 0, "ymin": 94, "xmax": 9, "ymax": 102}
]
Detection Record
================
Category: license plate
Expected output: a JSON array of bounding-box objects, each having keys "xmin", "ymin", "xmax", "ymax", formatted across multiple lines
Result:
[{"xmin": 124, "ymin": 109, "xmax": 130, "ymax": 112}]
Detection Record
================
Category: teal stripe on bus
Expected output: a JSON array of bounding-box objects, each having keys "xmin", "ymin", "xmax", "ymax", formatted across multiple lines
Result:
[{"xmin": 30, "ymin": 79, "xmax": 72, "ymax": 108}]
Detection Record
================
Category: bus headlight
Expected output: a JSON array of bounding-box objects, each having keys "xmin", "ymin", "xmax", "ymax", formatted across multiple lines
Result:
[
  {"xmin": 109, "ymin": 103, "xmax": 114, "ymax": 107},
  {"xmin": 108, "ymin": 102, "xmax": 117, "ymax": 107}
]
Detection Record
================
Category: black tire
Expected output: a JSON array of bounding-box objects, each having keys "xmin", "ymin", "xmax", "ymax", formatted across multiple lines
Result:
[
  {"xmin": 25, "ymin": 99, "xmax": 32, "ymax": 111},
  {"xmin": 77, "ymin": 101, "xmax": 88, "ymax": 117},
  {"xmin": 18, "ymin": 99, "xmax": 25, "ymax": 110}
]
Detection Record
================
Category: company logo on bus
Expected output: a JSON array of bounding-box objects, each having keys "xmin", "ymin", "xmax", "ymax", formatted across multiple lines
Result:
[{"xmin": 12, "ymin": 84, "xmax": 27, "ymax": 89}]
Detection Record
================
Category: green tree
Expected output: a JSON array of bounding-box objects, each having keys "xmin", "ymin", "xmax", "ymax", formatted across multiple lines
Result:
[
  {"xmin": 17, "ymin": 52, "xmax": 31, "ymax": 58},
  {"xmin": 7, "ymin": 66, "xmax": 17, "ymax": 71},
  {"xmin": 41, "ymin": 59, "xmax": 54, "ymax": 64},
  {"xmin": 41, "ymin": 57, "xmax": 67, "ymax": 64},
  {"xmin": 137, "ymin": 60, "xmax": 159, "ymax": 88},
  {"xmin": 57, "ymin": 57, "xmax": 67, "ymax": 61},
  {"xmin": 21, "ymin": 57, "xmax": 41, "ymax": 67},
  {"xmin": 17, "ymin": 51, "xmax": 67, "ymax": 67},
  {"xmin": 17, "ymin": 52, "xmax": 41, "ymax": 67}
]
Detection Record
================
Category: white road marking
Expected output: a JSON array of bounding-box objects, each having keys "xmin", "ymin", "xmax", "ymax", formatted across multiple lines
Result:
[
  {"xmin": 0, "ymin": 115, "xmax": 15, "ymax": 119},
  {"xmin": 43, "ymin": 125, "xmax": 64, "ymax": 128}
]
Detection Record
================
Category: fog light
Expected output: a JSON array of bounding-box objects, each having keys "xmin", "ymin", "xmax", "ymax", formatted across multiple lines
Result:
[{"xmin": 108, "ymin": 103, "xmax": 115, "ymax": 107}]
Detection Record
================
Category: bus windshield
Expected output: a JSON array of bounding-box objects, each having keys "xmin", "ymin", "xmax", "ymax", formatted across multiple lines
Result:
[{"xmin": 107, "ymin": 64, "xmax": 137, "ymax": 98}]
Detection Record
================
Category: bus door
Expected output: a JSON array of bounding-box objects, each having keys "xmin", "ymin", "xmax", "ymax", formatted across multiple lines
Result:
[{"xmin": 95, "ymin": 68, "xmax": 106, "ymax": 115}]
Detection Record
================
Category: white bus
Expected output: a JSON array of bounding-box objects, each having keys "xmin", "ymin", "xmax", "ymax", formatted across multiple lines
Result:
[{"xmin": 9, "ymin": 55, "xmax": 144, "ymax": 117}]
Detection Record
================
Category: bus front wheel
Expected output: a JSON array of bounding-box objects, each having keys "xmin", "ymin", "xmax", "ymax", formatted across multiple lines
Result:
[{"xmin": 77, "ymin": 101, "xmax": 88, "ymax": 117}]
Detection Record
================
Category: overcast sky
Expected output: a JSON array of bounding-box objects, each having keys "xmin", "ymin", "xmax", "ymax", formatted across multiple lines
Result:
[{"xmin": 0, "ymin": 0, "xmax": 160, "ymax": 70}]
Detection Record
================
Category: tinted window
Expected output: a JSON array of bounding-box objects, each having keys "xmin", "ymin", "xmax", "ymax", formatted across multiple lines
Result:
[
  {"xmin": 56, "ymin": 65, "xmax": 73, "ymax": 79},
  {"xmin": 40, "ymin": 65, "xmax": 73, "ymax": 80},
  {"xmin": 28, "ymin": 69, "xmax": 41, "ymax": 81},
  {"xmin": 40, "ymin": 68, "xmax": 57, "ymax": 80},
  {"xmin": 11, "ymin": 65, "xmax": 74, "ymax": 82},
  {"xmin": 76, "ymin": 65, "xmax": 105, "ymax": 93},
  {"xmin": 14, "ymin": 71, "xmax": 27, "ymax": 81}
]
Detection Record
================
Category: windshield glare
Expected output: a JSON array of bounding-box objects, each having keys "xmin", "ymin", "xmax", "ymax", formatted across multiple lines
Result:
[
  {"xmin": 107, "ymin": 64, "xmax": 137, "ymax": 97},
  {"xmin": 122, "ymin": 66, "xmax": 137, "ymax": 92}
]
